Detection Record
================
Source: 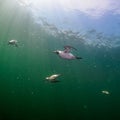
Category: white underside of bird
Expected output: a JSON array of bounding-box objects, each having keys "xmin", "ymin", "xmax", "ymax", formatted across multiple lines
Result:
[
  {"xmin": 46, "ymin": 74, "xmax": 61, "ymax": 82},
  {"xmin": 58, "ymin": 51, "xmax": 76, "ymax": 59},
  {"xmin": 8, "ymin": 40, "xmax": 18, "ymax": 47}
]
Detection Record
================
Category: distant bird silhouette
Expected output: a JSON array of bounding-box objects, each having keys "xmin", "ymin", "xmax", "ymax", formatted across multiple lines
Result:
[
  {"xmin": 46, "ymin": 74, "xmax": 61, "ymax": 83},
  {"xmin": 8, "ymin": 40, "xmax": 18, "ymax": 47}
]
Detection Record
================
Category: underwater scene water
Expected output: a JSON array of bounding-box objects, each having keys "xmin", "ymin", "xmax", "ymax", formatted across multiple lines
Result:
[{"xmin": 0, "ymin": 0, "xmax": 120, "ymax": 120}]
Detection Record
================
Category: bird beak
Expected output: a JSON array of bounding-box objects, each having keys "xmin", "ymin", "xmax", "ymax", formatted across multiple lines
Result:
[
  {"xmin": 53, "ymin": 51, "xmax": 59, "ymax": 54},
  {"xmin": 53, "ymin": 51, "xmax": 57, "ymax": 53}
]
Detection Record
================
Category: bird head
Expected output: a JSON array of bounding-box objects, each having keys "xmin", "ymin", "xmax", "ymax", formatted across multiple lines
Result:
[{"xmin": 53, "ymin": 50, "xmax": 59, "ymax": 54}]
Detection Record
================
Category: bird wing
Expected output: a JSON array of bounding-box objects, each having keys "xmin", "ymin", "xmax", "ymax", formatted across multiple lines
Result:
[{"xmin": 64, "ymin": 46, "xmax": 77, "ymax": 53}]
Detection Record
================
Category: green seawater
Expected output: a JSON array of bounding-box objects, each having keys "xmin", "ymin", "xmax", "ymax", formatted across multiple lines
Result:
[{"xmin": 0, "ymin": 1, "xmax": 120, "ymax": 120}]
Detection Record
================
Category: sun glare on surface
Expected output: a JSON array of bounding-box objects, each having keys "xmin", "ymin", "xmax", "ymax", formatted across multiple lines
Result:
[
  {"xmin": 17, "ymin": 0, "xmax": 120, "ymax": 18},
  {"xmin": 17, "ymin": 0, "xmax": 56, "ymax": 7}
]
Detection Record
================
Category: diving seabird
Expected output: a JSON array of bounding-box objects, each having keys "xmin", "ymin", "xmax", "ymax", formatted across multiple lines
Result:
[
  {"xmin": 46, "ymin": 74, "xmax": 61, "ymax": 83},
  {"xmin": 53, "ymin": 46, "xmax": 82, "ymax": 60},
  {"xmin": 8, "ymin": 40, "xmax": 18, "ymax": 47}
]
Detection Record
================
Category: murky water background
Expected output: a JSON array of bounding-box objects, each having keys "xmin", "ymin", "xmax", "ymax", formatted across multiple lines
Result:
[{"xmin": 0, "ymin": 0, "xmax": 120, "ymax": 120}]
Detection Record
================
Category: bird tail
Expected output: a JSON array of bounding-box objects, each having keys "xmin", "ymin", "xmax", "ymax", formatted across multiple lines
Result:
[{"xmin": 76, "ymin": 56, "xmax": 82, "ymax": 59}]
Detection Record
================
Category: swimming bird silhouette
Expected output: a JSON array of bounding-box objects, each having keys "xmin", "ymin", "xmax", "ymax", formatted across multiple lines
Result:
[
  {"xmin": 46, "ymin": 74, "xmax": 61, "ymax": 83},
  {"xmin": 53, "ymin": 46, "xmax": 82, "ymax": 60},
  {"xmin": 8, "ymin": 40, "xmax": 18, "ymax": 47}
]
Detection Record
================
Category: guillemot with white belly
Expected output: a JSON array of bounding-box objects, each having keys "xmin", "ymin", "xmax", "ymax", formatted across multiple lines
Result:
[
  {"xmin": 53, "ymin": 46, "xmax": 82, "ymax": 60},
  {"xmin": 8, "ymin": 40, "xmax": 18, "ymax": 47}
]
